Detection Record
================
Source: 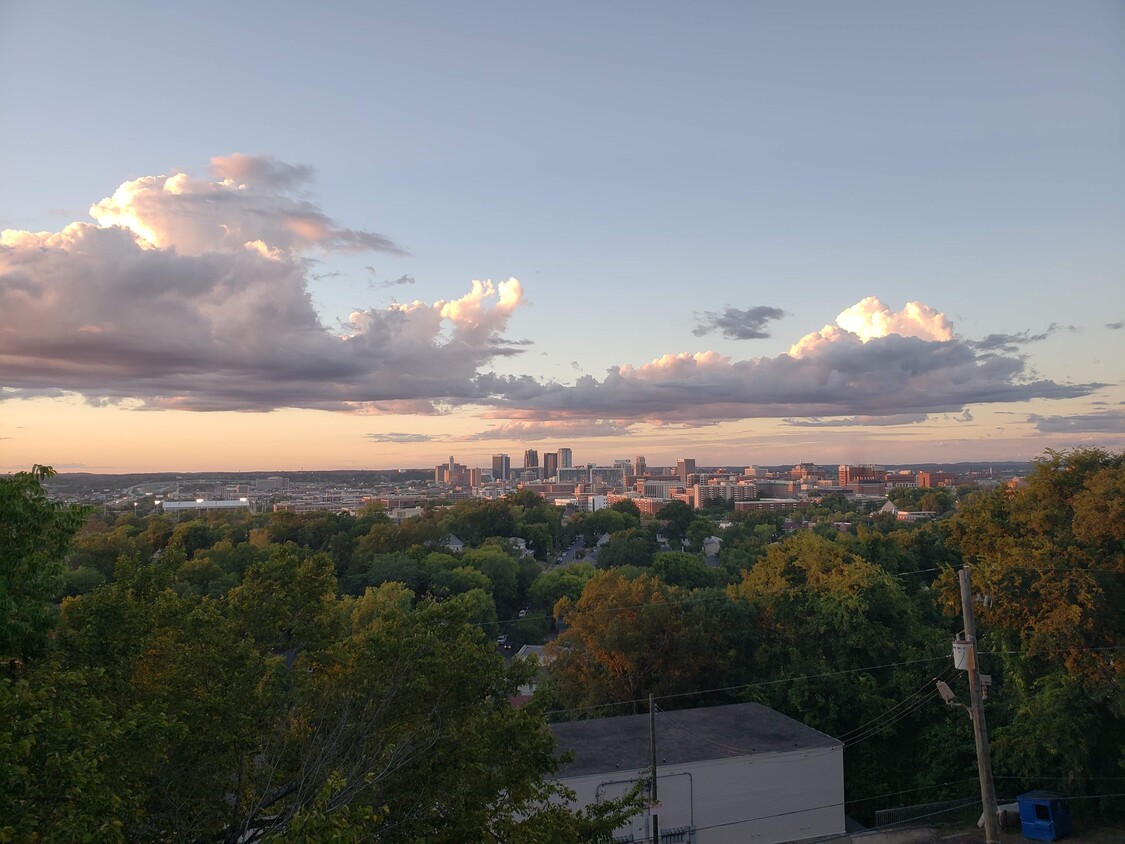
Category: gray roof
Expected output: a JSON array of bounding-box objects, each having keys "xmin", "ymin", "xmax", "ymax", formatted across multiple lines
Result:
[{"xmin": 551, "ymin": 702, "xmax": 840, "ymax": 779}]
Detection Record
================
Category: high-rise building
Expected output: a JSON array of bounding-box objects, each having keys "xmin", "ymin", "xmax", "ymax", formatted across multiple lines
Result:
[
  {"xmin": 436, "ymin": 458, "xmax": 469, "ymax": 486},
  {"xmin": 558, "ymin": 447, "xmax": 573, "ymax": 469},
  {"xmin": 542, "ymin": 452, "xmax": 559, "ymax": 480},
  {"xmin": 523, "ymin": 449, "xmax": 539, "ymax": 479},
  {"xmin": 492, "ymin": 453, "xmax": 511, "ymax": 482},
  {"xmin": 635, "ymin": 455, "xmax": 647, "ymax": 477},
  {"xmin": 676, "ymin": 458, "xmax": 696, "ymax": 485}
]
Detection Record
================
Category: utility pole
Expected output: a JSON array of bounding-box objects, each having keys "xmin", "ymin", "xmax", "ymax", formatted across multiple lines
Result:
[
  {"xmin": 960, "ymin": 566, "xmax": 1001, "ymax": 844},
  {"xmin": 649, "ymin": 694, "xmax": 659, "ymax": 844}
]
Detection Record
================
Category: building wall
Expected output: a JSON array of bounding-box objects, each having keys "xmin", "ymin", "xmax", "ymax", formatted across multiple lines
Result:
[
  {"xmin": 557, "ymin": 745, "xmax": 844, "ymax": 844},
  {"xmin": 542, "ymin": 452, "xmax": 559, "ymax": 480},
  {"xmin": 735, "ymin": 498, "xmax": 812, "ymax": 513},
  {"xmin": 641, "ymin": 480, "xmax": 681, "ymax": 499},
  {"xmin": 676, "ymin": 458, "xmax": 696, "ymax": 485}
]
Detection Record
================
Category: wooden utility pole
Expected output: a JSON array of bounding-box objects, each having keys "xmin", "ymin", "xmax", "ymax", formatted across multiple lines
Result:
[
  {"xmin": 960, "ymin": 566, "xmax": 1001, "ymax": 844},
  {"xmin": 649, "ymin": 694, "xmax": 660, "ymax": 844}
]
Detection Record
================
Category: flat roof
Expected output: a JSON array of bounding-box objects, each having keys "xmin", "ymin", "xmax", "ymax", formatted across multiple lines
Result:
[
  {"xmin": 160, "ymin": 500, "xmax": 249, "ymax": 509},
  {"xmin": 551, "ymin": 702, "xmax": 840, "ymax": 779}
]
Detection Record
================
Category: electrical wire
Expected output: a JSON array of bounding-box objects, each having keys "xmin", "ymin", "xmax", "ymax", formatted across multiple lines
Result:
[
  {"xmin": 843, "ymin": 689, "xmax": 942, "ymax": 747},
  {"xmin": 649, "ymin": 702, "xmax": 840, "ymax": 759},
  {"xmin": 994, "ymin": 775, "xmax": 1125, "ymax": 782},
  {"xmin": 835, "ymin": 668, "xmax": 955, "ymax": 743},
  {"xmin": 687, "ymin": 782, "xmax": 985, "ymax": 836},
  {"xmin": 801, "ymin": 798, "xmax": 985, "ymax": 843},
  {"xmin": 492, "ymin": 564, "xmax": 1121, "ymax": 628},
  {"xmin": 544, "ymin": 653, "xmax": 952, "ymax": 718}
]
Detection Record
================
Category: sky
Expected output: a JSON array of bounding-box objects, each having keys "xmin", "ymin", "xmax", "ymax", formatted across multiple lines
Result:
[{"xmin": 1, "ymin": 1, "xmax": 1123, "ymax": 473}]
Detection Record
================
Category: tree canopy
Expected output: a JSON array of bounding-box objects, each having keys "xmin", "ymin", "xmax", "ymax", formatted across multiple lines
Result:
[
  {"xmin": 0, "ymin": 468, "xmax": 642, "ymax": 842},
  {"xmin": 938, "ymin": 449, "xmax": 1125, "ymax": 793}
]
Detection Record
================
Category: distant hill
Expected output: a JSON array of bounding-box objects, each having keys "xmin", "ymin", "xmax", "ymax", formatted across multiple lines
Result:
[{"xmin": 42, "ymin": 468, "xmax": 434, "ymax": 495}]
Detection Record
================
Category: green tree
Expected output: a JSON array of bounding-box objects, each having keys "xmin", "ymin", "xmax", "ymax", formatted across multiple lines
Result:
[
  {"xmin": 166, "ymin": 519, "xmax": 224, "ymax": 559},
  {"xmin": 651, "ymin": 552, "xmax": 720, "ymax": 590},
  {"xmin": 938, "ymin": 449, "xmax": 1125, "ymax": 793},
  {"xmin": 732, "ymin": 531, "xmax": 950, "ymax": 805},
  {"xmin": 340, "ymin": 551, "xmax": 425, "ymax": 596},
  {"xmin": 462, "ymin": 547, "xmax": 520, "ymax": 615},
  {"xmin": 574, "ymin": 507, "xmax": 633, "ymax": 544},
  {"xmin": 609, "ymin": 499, "xmax": 641, "ymax": 519},
  {"xmin": 595, "ymin": 528, "xmax": 657, "ymax": 569},
  {"xmin": 548, "ymin": 572, "xmax": 731, "ymax": 713},
  {"xmin": 655, "ymin": 500, "xmax": 694, "ymax": 545},
  {"xmin": 530, "ymin": 564, "xmax": 597, "ymax": 613},
  {"xmin": 685, "ymin": 517, "xmax": 715, "ymax": 553},
  {"xmin": 0, "ymin": 466, "xmax": 89, "ymax": 666}
]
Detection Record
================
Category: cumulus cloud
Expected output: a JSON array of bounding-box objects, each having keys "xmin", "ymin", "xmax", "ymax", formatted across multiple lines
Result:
[
  {"xmin": 0, "ymin": 156, "xmax": 526, "ymax": 412},
  {"xmin": 1107, "ymin": 321, "xmax": 1123, "ymax": 331},
  {"xmin": 473, "ymin": 299, "xmax": 1098, "ymax": 425},
  {"xmin": 783, "ymin": 413, "xmax": 930, "ymax": 427},
  {"xmin": 789, "ymin": 297, "xmax": 952, "ymax": 358},
  {"xmin": 0, "ymin": 168, "xmax": 1103, "ymax": 431},
  {"xmin": 88, "ymin": 154, "xmax": 403, "ymax": 256},
  {"xmin": 693, "ymin": 305, "xmax": 786, "ymax": 340},
  {"xmin": 1027, "ymin": 410, "xmax": 1125, "ymax": 434}
]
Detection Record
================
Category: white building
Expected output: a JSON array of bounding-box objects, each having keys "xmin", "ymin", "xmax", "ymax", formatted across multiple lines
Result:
[
  {"xmin": 586, "ymin": 494, "xmax": 609, "ymax": 512},
  {"xmin": 551, "ymin": 702, "xmax": 844, "ymax": 844}
]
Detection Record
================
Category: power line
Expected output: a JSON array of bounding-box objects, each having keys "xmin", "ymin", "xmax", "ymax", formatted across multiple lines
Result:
[
  {"xmin": 545, "ymin": 642, "xmax": 1122, "ymax": 721},
  {"xmin": 486, "ymin": 564, "xmax": 1123, "ymax": 629},
  {"xmin": 846, "ymin": 779, "xmax": 978, "ymax": 804},
  {"xmin": 836, "ymin": 668, "xmax": 955, "ymax": 744},
  {"xmin": 689, "ymin": 779, "xmax": 984, "ymax": 836},
  {"xmin": 545, "ymin": 653, "xmax": 952, "ymax": 718},
  {"xmin": 806, "ymin": 798, "xmax": 985, "ymax": 843},
  {"xmin": 652, "ymin": 703, "xmax": 839, "ymax": 759},
  {"xmin": 843, "ymin": 688, "xmax": 943, "ymax": 747},
  {"xmin": 994, "ymin": 775, "xmax": 1125, "ymax": 782},
  {"xmin": 979, "ymin": 645, "xmax": 1123, "ymax": 656}
]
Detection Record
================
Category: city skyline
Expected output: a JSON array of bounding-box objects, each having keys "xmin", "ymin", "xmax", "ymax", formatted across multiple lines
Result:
[{"xmin": 2, "ymin": 2, "xmax": 1123, "ymax": 473}]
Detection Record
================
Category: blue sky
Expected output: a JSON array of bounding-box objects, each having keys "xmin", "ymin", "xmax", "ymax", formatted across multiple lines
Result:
[{"xmin": 1, "ymin": 1, "xmax": 1123, "ymax": 471}]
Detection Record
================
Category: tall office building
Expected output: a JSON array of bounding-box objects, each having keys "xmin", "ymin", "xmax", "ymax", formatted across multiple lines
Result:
[
  {"xmin": 542, "ymin": 451, "xmax": 559, "ymax": 480},
  {"xmin": 676, "ymin": 458, "xmax": 696, "ymax": 485},
  {"xmin": 635, "ymin": 455, "xmax": 647, "ymax": 477},
  {"xmin": 523, "ymin": 449, "xmax": 539, "ymax": 478},
  {"xmin": 492, "ymin": 453, "xmax": 510, "ymax": 482},
  {"xmin": 558, "ymin": 447, "xmax": 573, "ymax": 469}
]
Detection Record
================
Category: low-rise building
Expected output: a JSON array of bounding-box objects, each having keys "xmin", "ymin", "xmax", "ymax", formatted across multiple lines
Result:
[{"xmin": 551, "ymin": 702, "xmax": 844, "ymax": 844}]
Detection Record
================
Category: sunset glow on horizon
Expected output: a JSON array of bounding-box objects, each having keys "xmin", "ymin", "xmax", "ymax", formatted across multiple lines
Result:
[{"xmin": 2, "ymin": 3, "xmax": 1123, "ymax": 474}]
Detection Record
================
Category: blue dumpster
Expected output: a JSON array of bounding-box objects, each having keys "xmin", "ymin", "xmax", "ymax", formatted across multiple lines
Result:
[{"xmin": 1017, "ymin": 790, "xmax": 1072, "ymax": 841}]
